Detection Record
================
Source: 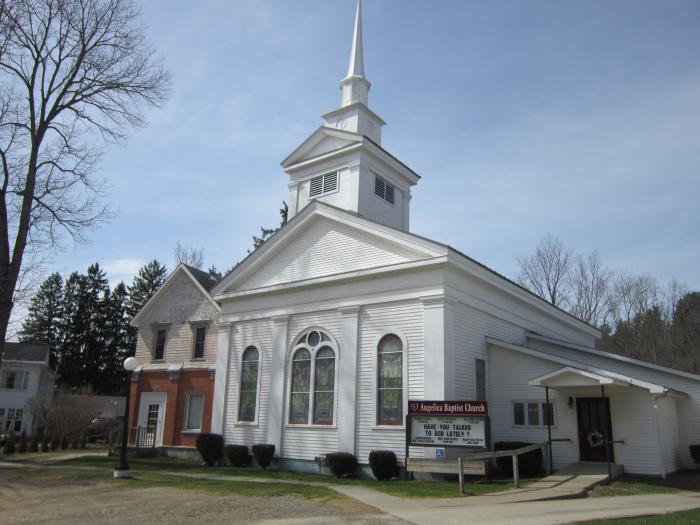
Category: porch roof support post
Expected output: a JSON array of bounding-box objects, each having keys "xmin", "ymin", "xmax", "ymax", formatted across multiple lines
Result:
[
  {"xmin": 545, "ymin": 386, "xmax": 553, "ymax": 475},
  {"xmin": 601, "ymin": 384, "xmax": 612, "ymax": 482}
]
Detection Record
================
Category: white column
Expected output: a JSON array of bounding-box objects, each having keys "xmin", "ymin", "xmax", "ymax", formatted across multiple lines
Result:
[
  {"xmin": 338, "ymin": 306, "xmax": 360, "ymax": 454},
  {"xmin": 267, "ymin": 315, "xmax": 289, "ymax": 454},
  {"xmin": 211, "ymin": 321, "xmax": 233, "ymax": 435},
  {"xmin": 421, "ymin": 296, "xmax": 448, "ymax": 400},
  {"xmin": 287, "ymin": 182, "xmax": 299, "ymax": 219}
]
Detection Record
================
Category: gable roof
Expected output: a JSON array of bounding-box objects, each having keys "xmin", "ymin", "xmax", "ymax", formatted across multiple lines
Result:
[
  {"xmin": 281, "ymin": 126, "xmax": 362, "ymax": 169},
  {"xmin": 2, "ymin": 342, "xmax": 49, "ymax": 364},
  {"xmin": 487, "ymin": 337, "xmax": 689, "ymax": 397},
  {"xmin": 130, "ymin": 264, "xmax": 221, "ymax": 327}
]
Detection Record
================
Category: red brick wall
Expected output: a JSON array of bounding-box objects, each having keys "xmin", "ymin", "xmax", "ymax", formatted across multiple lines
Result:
[{"xmin": 128, "ymin": 369, "xmax": 214, "ymax": 447}]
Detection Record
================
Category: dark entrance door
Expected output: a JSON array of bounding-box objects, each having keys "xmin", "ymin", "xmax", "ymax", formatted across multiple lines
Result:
[{"xmin": 576, "ymin": 397, "xmax": 614, "ymax": 462}]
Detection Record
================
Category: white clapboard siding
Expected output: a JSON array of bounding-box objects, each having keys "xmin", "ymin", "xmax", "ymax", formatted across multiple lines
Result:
[
  {"xmin": 453, "ymin": 303, "xmax": 525, "ymax": 400},
  {"xmin": 489, "ymin": 345, "xmax": 677, "ymax": 475},
  {"xmin": 529, "ymin": 340, "xmax": 700, "ymax": 470},
  {"xmin": 238, "ymin": 217, "xmax": 427, "ymax": 291},
  {"xmin": 135, "ymin": 271, "xmax": 219, "ymax": 368},
  {"xmin": 281, "ymin": 310, "xmax": 342, "ymax": 460},
  {"xmin": 356, "ymin": 301, "xmax": 425, "ymax": 463},
  {"xmin": 657, "ymin": 396, "xmax": 682, "ymax": 474},
  {"xmin": 224, "ymin": 319, "xmax": 273, "ymax": 446}
]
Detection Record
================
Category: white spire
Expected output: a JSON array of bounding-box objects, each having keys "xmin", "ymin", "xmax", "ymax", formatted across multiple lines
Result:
[
  {"xmin": 340, "ymin": 0, "xmax": 370, "ymax": 107},
  {"xmin": 346, "ymin": 0, "xmax": 365, "ymax": 78}
]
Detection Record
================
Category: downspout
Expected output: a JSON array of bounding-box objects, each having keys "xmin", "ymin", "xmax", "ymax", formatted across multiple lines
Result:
[{"xmin": 651, "ymin": 394, "xmax": 667, "ymax": 479}]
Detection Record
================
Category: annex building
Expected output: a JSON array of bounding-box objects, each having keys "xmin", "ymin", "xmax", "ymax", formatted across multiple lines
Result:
[{"xmin": 129, "ymin": 1, "xmax": 700, "ymax": 476}]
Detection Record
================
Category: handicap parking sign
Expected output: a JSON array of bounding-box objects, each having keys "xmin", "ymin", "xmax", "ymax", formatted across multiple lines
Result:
[{"xmin": 435, "ymin": 448, "xmax": 446, "ymax": 460}]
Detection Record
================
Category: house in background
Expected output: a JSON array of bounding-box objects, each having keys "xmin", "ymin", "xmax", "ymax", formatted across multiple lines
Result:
[
  {"xmin": 128, "ymin": 264, "xmax": 220, "ymax": 452},
  {"xmin": 0, "ymin": 342, "xmax": 54, "ymax": 434}
]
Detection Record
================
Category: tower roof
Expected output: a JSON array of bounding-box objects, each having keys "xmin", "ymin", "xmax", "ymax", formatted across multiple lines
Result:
[{"xmin": 346, "ymin": 0, "xmax": 365, "ymax": 79}]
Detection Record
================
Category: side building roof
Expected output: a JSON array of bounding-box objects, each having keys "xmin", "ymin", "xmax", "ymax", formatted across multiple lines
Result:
[{"xmin": 2, "ymin": 342, "xmax": 50, "ymax": 364}]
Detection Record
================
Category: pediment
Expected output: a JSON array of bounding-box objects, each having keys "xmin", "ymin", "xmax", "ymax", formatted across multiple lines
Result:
[
  {"xmin": 281, "ymin": 126, "xmax": 361, "ymax": 168},
  {"xmin": 215, "ymin": 204, "xmax": 447, "ymax": 295}
]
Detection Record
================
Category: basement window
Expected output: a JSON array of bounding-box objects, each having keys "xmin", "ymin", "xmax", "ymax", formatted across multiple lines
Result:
[
  {"xmin": 309, "ymin": 172, "xmax": 338, "ymax": 198},
  {"xmin": 374, "ymin": 175, "xmax": 395, "ymax": 204}
]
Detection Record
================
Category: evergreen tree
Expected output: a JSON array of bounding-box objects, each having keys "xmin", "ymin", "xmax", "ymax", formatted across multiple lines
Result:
[
  {"xmin": 250, "ymin": 201, "xmax": 288, "ymax": 252},
  {"xmin": 126, "ymin": 260, "xmax": 168, "ymax": 355},
  {"xmin": 57, "ymin": 271, "xmax": 88, "ymax": 389},
  {"xmin": 18, "ymin": 273, "xmax": 64, "ymax": 368},
  {"xmin": 102, "ymin": 282, "xmax": 131, "ymax": 394}
]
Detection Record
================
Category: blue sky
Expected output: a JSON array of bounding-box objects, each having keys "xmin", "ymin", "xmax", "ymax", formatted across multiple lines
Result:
[{"xmin": 52, "ymin": 0, "xmax": 700, "ymax": 291}]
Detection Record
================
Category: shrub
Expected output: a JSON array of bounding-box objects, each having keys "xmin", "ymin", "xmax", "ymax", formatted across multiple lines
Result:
[
  {"xmin": 80, "ymin": 435, "xmax": 87, "ymax": 449},
  {"xmin": 494, "ymin": 442, "xmax": 543, "ymax": 477},
  {"xmin": 29, "ymin": 433, "xmax": 39, "ymax": 453},
  {"xmin": 70, "ymin": 435, "xmax": 79, "ymax": 449},
  {"xmin": 690, "ymin": 445, "xmax": 700, "ymax": 464},
  {"xmin": 41, "ymin": 434, "xmax": 49, "ymax": 452},
  {"xmin": 50, "ymin": 435, "xmax": 59, "ymax": 451},
  {"xmin": 196, "ymin": 433, "xmax": 224, "ymax": 466},
  {"xmin": 60, "ymin": 435, "xmax": 69, "ymax": 450},
  {"xmin": 224, "ymin": 444, "xmax": 252, "ymax": 467},
  {"xmin": 325, "ymin": 452, "xmax": 358, "ymax": 478},
  {"xmin": 368, "ymin": 450, "xmax": 398, "ymax": 480},
  {"xmin": 3, "ymin": 430, "xmax": 16, "ymax": 454},
  {"xmin": 18, "ymin": 430, "xmax": 28, "ymax": 453},
  {"xmin": 252, "ymin": 444, "xmax": 275, "ymax": 470}
]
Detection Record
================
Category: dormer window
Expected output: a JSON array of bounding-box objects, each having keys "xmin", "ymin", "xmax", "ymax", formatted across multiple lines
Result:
[
  {"xmin": 309, "ymin": 171, "xmax": 338, "ymax": 198},
  {"xmin": 374, "ymin": 175, "xmax": 395, "ymax": 204}
]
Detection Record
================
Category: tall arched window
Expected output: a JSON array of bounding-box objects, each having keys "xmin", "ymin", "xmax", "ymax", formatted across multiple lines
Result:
[
  {"xmin": 377, "ymin": 334, "xmax": 403, "ymax": 425},
  {"xmin": 238, "ymin": 346, "xmax": 259, "ymax": 422},
  {"xmin": 288, "ymin": 329, "xmax": 337, "ymax": 425}
]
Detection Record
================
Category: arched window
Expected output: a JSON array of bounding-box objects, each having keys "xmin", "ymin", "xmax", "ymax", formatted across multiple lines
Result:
[
  {"xmin": 288, "ymin": 329, "xmax": 337, "ymax": 425},
  {"xmin": 238, "ymin": 346, "xmax": 259, "ymax": 422},
  {"xmin": 377, "ymin": 334, "xmax": 403, "ymax": 425}
]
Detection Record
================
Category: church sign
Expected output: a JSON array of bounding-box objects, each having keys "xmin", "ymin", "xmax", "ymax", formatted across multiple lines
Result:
[{"xmin": 407, "ymin": 401, "xmax": 489, "ymax": 449}]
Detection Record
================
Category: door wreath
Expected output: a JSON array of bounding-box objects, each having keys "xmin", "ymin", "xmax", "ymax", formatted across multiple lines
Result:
[{"xmin": 587, "ymin": 430, "xmax": 605, "ymax": 448}]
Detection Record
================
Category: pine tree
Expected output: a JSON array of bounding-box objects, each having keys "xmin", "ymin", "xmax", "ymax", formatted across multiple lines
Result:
[
  {"xmin": 57, "ymin": 271, "xmax": 89, "ymax": 389},
  {"xmin": 102, "ymin": 282, "xmax": 131, "ymax": 394},
  {"xmin": 126, "ymin": 260, "xmax": 168, "ymax": 355},
  {"xmin": 18, "ymin": 273, "xmax": 64, "ymax": 368}
]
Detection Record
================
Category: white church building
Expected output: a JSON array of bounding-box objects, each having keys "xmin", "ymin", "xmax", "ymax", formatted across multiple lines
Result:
[{"xmin": 131, "ymin": 1, "xmax": 700, "ymax": 477}]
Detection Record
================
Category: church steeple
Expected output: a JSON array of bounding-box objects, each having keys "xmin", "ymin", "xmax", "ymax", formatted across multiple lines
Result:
[{"xmin": 341, "ymin": 0, "xmax": 370, "ymax": 107}]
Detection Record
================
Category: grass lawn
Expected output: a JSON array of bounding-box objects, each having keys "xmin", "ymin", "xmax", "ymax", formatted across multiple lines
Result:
[
  {"xmin": 57, "ymin": 454, "xmax": 528, "ymax": 498},
  {"xmin": 575, "ymin": 508, "xmax": 700, "ymax": 525},
  {"xmin": 590, "ymin": 471, "xmax": 700, "ymax": 498}
]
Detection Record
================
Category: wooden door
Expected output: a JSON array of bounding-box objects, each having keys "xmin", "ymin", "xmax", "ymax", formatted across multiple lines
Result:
[{"xmin": 576, "ymin": 397, "xmax": 614, "ymax": 462}]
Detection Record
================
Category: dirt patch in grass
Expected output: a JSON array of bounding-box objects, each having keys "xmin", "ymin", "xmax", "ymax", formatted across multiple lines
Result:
[{"xmin": 0, "ymin": 469, "xmax": 405, "ymax": 524}]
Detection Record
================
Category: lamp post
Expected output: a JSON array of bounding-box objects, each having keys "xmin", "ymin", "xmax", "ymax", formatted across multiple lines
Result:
[{"xmin": 114, "ymin": 356, "xmax": 139, "ymax": 479}]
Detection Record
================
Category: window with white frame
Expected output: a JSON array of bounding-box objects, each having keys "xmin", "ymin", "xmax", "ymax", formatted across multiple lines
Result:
[
  {"xmin": 184, "ymin": 392, "xmax": 204, "ymax": 431},
  {"xmin": 153, "ymin": 328, "xmax": 167, "ymax": 360},
  {"xmin": 377, "ymin": 334, "xmax": 403, "ymax": 425},
  {"xmin": 374, "ymin": 174, "xmax": 395, "ymax": 204},
  {"xmin": 1, "ymin": 369, "xmax": 29, "ymax": 390},
  {"xmin": 288, "ymin": 329, "xmax": 336, "ymax": 425},
  {"xmin": 4, "ymin": 408, "xmax": 23, "ymax": 432},
  {"xmin": 192, "ymin": 326, "xmax": 207, "ymax": 360},
  {"xmin": 513, "ymin": 401, "xmax": 555, "ymax": 427},
  {"xmin": 238, "ymin": 346, "xmax": 260, "ymax": 422},
  {"xmin": 309, "ymin": 172, "xmax": 338, "ymax": 198}
]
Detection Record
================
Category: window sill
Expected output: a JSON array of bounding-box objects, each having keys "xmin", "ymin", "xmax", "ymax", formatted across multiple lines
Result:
[
  {"xmin": 181, "ymin": 430, "xmax": 201, "ymax": 434},
  {"xmin": 372, "ymin": 425, "xmax": 405, "ymax": 431},
  {"xmin": 190, "ymin": 358, "xmax": 206, "ymax": 362},
  {"xmin": 284, "ymin": 424, "xmax": 337, "ymax": 430},
  {"xmin": 234, "ymin": 421, "xmax": 259, "ymax": 427}
]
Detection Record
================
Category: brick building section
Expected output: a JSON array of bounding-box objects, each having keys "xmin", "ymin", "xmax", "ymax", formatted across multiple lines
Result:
[{"xmin": 129, "ymin": 369, "xmax": 214, "ymax": 447}]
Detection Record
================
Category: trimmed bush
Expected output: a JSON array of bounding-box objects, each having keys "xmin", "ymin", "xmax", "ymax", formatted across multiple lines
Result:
[
  {"xmin": 196, "ymin": 433, "xmax": 224, "ymax": 466},
  {"xmin": 368, "ymin": 450, "xmax": 398, "ymax": 481},
  {"xmin": 224, "ymin": 444, "xmax": 252, "ymax": 467},
  {"xmin": 41, "ymin": 434, "xmax": 49, "ymax": 452},
  {"xmin": 50, "ymin": 435, "xmax": 59, "ymax": 451},
  {"xmin": 29, "ymin": 433, "xmax": 39, "ymax": 453},
  {"xmin": 690, "ymin": 444, "xmax": 700, "ymax": 464},
  {"xmin": 325, "ymin": 452, "xmax": 358, "ymax": 478},
  {"xmin": 252, "ymin": 444, "xmax": 275, "ymax": 470},
  {"xmin": 18, "ymin": 430, "xmax": 28, "ymax": 453},
  {"xmin": 3, "ymin": 430, "xmax": 16, "ymax": 454},
  {"xmin": 494, "ymin": 441, "xmax": 543, "ymax": 477},
  {"xmin": 60, "ymin": 435, "xmax": 69, "ymax": 450}
]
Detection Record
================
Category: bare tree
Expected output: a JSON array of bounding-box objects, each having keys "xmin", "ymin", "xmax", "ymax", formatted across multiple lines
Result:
[
  {"xmin": 569, "ymin": 251, "xmax": 612, "ymax": 327},
  {"xmin": 516, "ymin": 234, "xmax": 573, "ymax": 308},
  {"xmin": 174, "ymin": 242, "xmax": 204, "ymax": 269},
  {"xmin": 0, "ymin": 0, "xmax": 169, "ymax": 366},
  {"xmin": 608, "ymin": 271, "xmax": 662, "ymax": 326}
]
